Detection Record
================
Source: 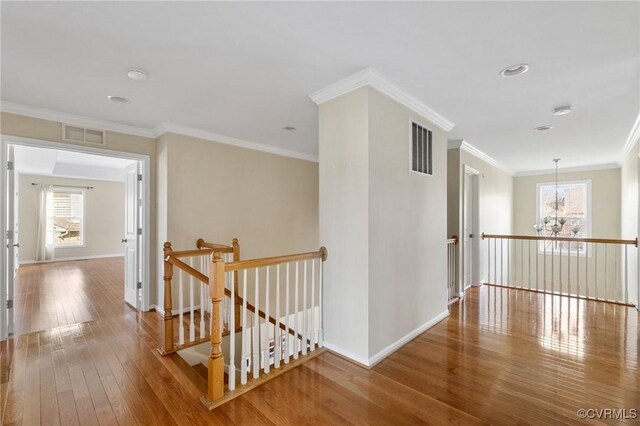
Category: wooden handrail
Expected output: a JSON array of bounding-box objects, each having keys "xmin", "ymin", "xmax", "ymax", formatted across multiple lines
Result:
[
  {"xmin": 172, "ymin": 248, "xmax": 215, "ymax": 258},
  {"xmin": 447, "ymin": 235, "xmax": 458, "ymax": 244},
  {"xmin": 225, "ymin": 247, "xmax": 328, "ymax": 272},
  {"xmin": 482, "ymin": 233, "xmax": 637, "ymax": 247},
  {"xmin": 196, "ymin": 238, "xmax": 234, "ymax": 253},
  {"xmin": 166, "ymin": 253, "xmax": 308, "ymax": 345}
]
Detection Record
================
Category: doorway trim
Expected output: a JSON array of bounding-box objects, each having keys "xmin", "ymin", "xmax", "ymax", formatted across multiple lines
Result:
[
  {"xmin": 460, "ymin": 164, "xmax": 480, "ymax": 295},
  {"xmin": 0, "ymin": 135, "xmax": 151, "ymax": 340}
]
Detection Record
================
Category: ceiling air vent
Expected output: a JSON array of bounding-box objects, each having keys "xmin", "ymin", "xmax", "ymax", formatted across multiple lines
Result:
[{"xmin": 63, "ymin": 124, "xmax": 106, "ymax": 145}]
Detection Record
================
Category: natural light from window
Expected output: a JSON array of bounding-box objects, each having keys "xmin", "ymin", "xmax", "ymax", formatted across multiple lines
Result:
[
  {"xmin": 537, "ymin": 180, "xmax": 591, "ymax": 253},
  {"xmin": 47, "ymin": 189, "xmax": 84, "ymax": 246}
]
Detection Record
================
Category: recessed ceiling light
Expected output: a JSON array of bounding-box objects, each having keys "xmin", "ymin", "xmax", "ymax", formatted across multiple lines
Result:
[
  {"xmin": 534, "ymin": 125, "xmax": 553, "ymax": 132},
  {"xmin": 283, "ymin": 126, "xmax": 296, "ymax": 131},
  {"xmin": 108, "ymin": 96, "xmax": 130, "ymax": 104},
  {"xmin": 553, "ymin": 105, "xmax": 572, "ymax": 116},
  {"xmin": 127, "ymin": 68, "xmax": 149, "ymax": 81},
  {"xmin": 499, "ymin": 64, "xmax": 530, "ymax": 77}
]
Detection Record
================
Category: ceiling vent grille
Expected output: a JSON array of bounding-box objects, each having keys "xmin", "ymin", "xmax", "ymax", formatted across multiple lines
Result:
[
  {"xmin": 63, "ymin": 124, "xmax": 106, "ymax": 145},
  {"xmin": 411, "ymin": 122, "xmax": 433, "ymax": 175}
]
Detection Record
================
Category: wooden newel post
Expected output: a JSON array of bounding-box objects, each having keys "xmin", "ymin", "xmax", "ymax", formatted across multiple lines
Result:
[
  {"xmin": 208, "ymin": 251, "xmax": 225, "ymax": 402},
  {"xmin": 162, "ymin": 242, "xmax": 174, "ymax": 354},
  {"xmin": 232, "ymin": 238, "xmax": 241, "ymax": 327}
]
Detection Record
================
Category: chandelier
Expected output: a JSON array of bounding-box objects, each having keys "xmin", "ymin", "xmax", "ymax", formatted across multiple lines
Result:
[{"xmin": 533, "ymin": 159, "xmax": 580, "ymax": 237}]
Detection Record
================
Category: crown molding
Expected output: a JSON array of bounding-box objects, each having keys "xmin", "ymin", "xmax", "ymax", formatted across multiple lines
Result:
[
  {"xmin": 309, "ymin": 68, "xmax": 455, "ymax": 132},
  {"xmin": 153, "ymin": 123, "xmax": 318, "ymax": 162},
  {"xmin": 0, "ymin": 101, "xmax": 318, "ymax": 162},
  {"xmin": 622, "ymin": 110, "xmax": 640, "ymax": 158},
  {"xmin": 513, "ymin": 162, "xmax": 621, "ymax": 177},
  {"xmin": 0, "ymin": 101, "xmax": 156, "ymax": 138},
  {"xmin": 448, "ymin": 139, "xmax": 513, "ymax": 175}
]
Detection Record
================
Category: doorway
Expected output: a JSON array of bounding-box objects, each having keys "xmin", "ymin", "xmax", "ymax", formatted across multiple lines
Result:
[
  {"xmin": 0, "ymin": 136, "xmax": 150, "ymax": 341},
  {"xmin": 462, "ymin": 165, "xmax": 480, "ymax": 291}
]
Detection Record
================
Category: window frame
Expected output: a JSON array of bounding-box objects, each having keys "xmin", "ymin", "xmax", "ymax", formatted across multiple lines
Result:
[
  {"xmin": 50, "ymin": 187, "xmax": 86, "ymax": 248},
  {"xmin": 535, "ymin": 179, "xmax": 592, "ymax": 256}
]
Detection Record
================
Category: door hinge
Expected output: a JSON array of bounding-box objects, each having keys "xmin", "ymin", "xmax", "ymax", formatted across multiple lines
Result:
[
  {"xmin": 137, "ymin": 174, "xmax": 142, "ymax": 182},
  {"xmin": 137, "ymin": 228, "xmax": 142, "ymax": 236},
  {"xmin": 6, "ymin": 230, "xmax": 13, "ymax": 240},
  {"xmin": 136, "ymin": 282, "xmax": 142, "ymax": 290},
  {"xmin": 6, "ymin": 161, "xmax": 14, "ymax": 170},
  {"xmin": 6, "ymin": 300, "xmax": 13, "ymax": 309}
]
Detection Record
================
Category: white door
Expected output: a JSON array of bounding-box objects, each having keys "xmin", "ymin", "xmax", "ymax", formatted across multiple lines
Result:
[
  {"xmin": 463, "ymin": 172, "xmax": 474, "ymax": 289},
  {"xmin": 6, "ymin": 145, "xmax": 16, "ymax": 334},
  {"xmin": 123, "ymin": 162, "xmax": 141, "ymax": 309}
]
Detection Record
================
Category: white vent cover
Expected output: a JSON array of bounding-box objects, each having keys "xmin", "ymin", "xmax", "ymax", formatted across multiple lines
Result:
[
  {"xmin": 63, "ymin": 124, "xmax": 106, "ymax": 145},
  {"xmin": 411, "ymin": 122, "xmax": 433, "ymax": 175}
]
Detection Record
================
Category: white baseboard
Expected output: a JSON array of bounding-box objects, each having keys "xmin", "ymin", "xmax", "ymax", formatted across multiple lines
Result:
[
  {"xmin": 476, "ymin": 279, "xmax": 487, "ymax": 286},
  {"xmin": 367, "ymin": 309, "xmax": 450, "ymax": 367},
  {"xmin": 322, "ymin": 342, "xmax": 370, "ymax": 367},
  {"xmin": 19, "ymin": 253, "xmax": 124, "ymax": 265},
  {"xmin": 324, "ymin": 309, "xmax": 450, "ymax": 368}
]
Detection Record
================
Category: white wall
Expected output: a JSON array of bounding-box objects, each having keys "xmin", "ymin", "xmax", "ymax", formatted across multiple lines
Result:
[
  {"xmin": 621, "ymin": 140, "xmax": 639, "ymax": 307},
  {"xmin": 18, "ymin": 174, "xmax": 125, "ymax": 262},
  {"xmin": 319, "ymin": 86, "xmax": 449, "ymax": 364},
  {"xmin": 319, "ymin": 87, "xmax": 370, "ymax": 362},
  {"xmin": 368, "ymin": 88, "xmax": 448, "ymax": 357},
  {"xmin": 447, "ymin": 148, "xmax": 514, "ymax": 286}
]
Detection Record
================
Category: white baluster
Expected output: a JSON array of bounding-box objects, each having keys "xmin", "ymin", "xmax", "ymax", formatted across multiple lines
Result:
[
  {"xmin": 285, "ymin": 262, "xmax": 291, "ymax": 363},
  {"xmin": 263, "ymin": 266, "xmax": 270, "ymax": 374},
  {"xmin": 310, "ymin": 258, "xmax": 315, "ymax": 351},
  {"xmin": 241, "ymin": 270, "xmax": 248, "ymax": 385},
  {"xmin": 604, "ymin": 245, "xmax": 609, "ymax": 300},
  {"xmin": 294, "ymin": 261, "xmax": 299, "ymax": 359},
  {"xmin": 585, "ymin": 244, "xmax": 589, "ymax": 299},
  {"xmin": 624, "ymin": 245, "xmax": 628, "ymax": 304},
  {"xmin": 302, "ymin": 260, "xmax": 308, "ymax": 356},
  {"xmin": 228, "ymin": 259, "xmax": 236, "ymax": 391},
  {"xmin": 253, "ymin": 268, "xmax": 260, "ymax": 379},
  {"xmin": 189, "ymin": 257, "xmax": 195, "ymax": 342},
  {"xmin": 318, "ymin": 258, "xmax": 324, "ymax": 348},
  {"xmin": 275, "ymin": 264, "xmax": 281, "ymax": 369},
  {"xmin": 614, "ymin": 245, "xmax": 619, "ymax": 302},
  {"xmin": 178, "ymin": 267, "xmax": 184, "ymax": 345}
]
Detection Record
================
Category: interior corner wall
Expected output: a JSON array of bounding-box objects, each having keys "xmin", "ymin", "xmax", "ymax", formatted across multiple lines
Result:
[
  {"xmin": 1, "ymin": 112, "xmax": 159, "ymax": 306},
  {"xmin": 447, "ymin": 148, "xmax": 460, "ymax": 240},
  {"xmin": 621, "ymin": 139, "xmax": 639, "ymax": 307},
  {"xmin": 18, "ymin": 175, "xmax": 124, "ymax": 262},
  {"xmin": 367, "ymin": 88, "xmax": 448, "ymax": 357},
  {"xmin": 457, "ymin": 149, "xmax": 513, "ymax": 285},
  {"xmin": 318, "ymin": 87, "xmax": 370, "ymax": 363}
]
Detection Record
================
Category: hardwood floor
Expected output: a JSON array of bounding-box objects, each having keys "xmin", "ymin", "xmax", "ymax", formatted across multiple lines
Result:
[{"xmin": 1, "ymin": 260, "xmax": 638, "ymax": 425}]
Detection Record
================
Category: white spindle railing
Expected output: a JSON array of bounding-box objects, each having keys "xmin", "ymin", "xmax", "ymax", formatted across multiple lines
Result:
[
  {"xmin": 446, "ymin": 237, "xmax": 458, "ymax": 303},
  {"xmin": 483, "ymin": 233, "xmax": 637, "ymax": 305},
  {"xmin": 203, "ymin": 247, "xmax": 328, "ymax": 408}
]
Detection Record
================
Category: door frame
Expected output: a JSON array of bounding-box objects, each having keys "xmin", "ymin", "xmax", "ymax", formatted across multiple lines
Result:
[
  {"xmin": 0, "ymin": 135, "xmax": 151, "ymax": 340},
  {"xmin": 460, "ymin": 164, "xmax": 480, "ymax": 295}
]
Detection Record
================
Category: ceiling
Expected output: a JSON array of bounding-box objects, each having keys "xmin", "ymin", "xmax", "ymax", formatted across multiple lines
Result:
[
  {"xmin": 1, "ymin": 2, "xmax": 638, "ymax": 173},
  {"xmin": 13, "ymin": 145, "xmax": 136, "ymax": 181}
]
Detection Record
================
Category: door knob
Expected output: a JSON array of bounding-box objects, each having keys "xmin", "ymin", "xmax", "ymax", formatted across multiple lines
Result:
[
  {"xmin": 13, "ymin": 243, "xmax": 19, "ymax": 248},
  {"xmin": 121, "ymin": 238, "xmax": 128, "ymax": 243}
]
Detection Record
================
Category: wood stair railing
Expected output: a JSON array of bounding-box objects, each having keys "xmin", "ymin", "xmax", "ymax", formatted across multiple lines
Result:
[{"xmin": 158, "ymin": 239, "xmax": 327, "ymax": 410}]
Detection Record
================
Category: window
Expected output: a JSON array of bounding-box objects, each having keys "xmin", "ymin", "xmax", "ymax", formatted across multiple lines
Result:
[
  {"xmin": 411, "ymin": 122, "xmax": 433, "ymax": 175},
  {"xmin": 49, "ymin": 189, "xmax": 84, "ymax": 246},
  {"xmin": 536, "ymin": 180, "xmax": 591, "ymax": 253}
]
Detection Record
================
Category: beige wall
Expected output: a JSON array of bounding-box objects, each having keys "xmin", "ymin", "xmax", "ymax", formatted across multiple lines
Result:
[
  {"xmin": 2, "ymin": 112, "xmax": 158, "ymax": 303},
  {"xmin": 368, "ymin": 88, "xmax": 448, "ymax": 356},
  {"xmin": 157, "ymin": 132, "xmax": 320, "ymax": 312},
  {"xmin": 318, "ymin": 87, "xmax": 370, "ymax": 361},
  {"xmin": 18, "ymin": 175, "xmax": 124, "ymax": 262},
  {"xmin": 621, "ymin": 140, "xmax": 639, "ymax": 307},
  {"xmin": 319, "ymin": 86, "xmax": 449, "ymax": 363},
  {"xmin": 447, "ymin": 147, "xmax": 514, "ymax": 286},
  {"xmin": 512, "ymin": 168, "xmax": 623, "ymax": 299}
]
